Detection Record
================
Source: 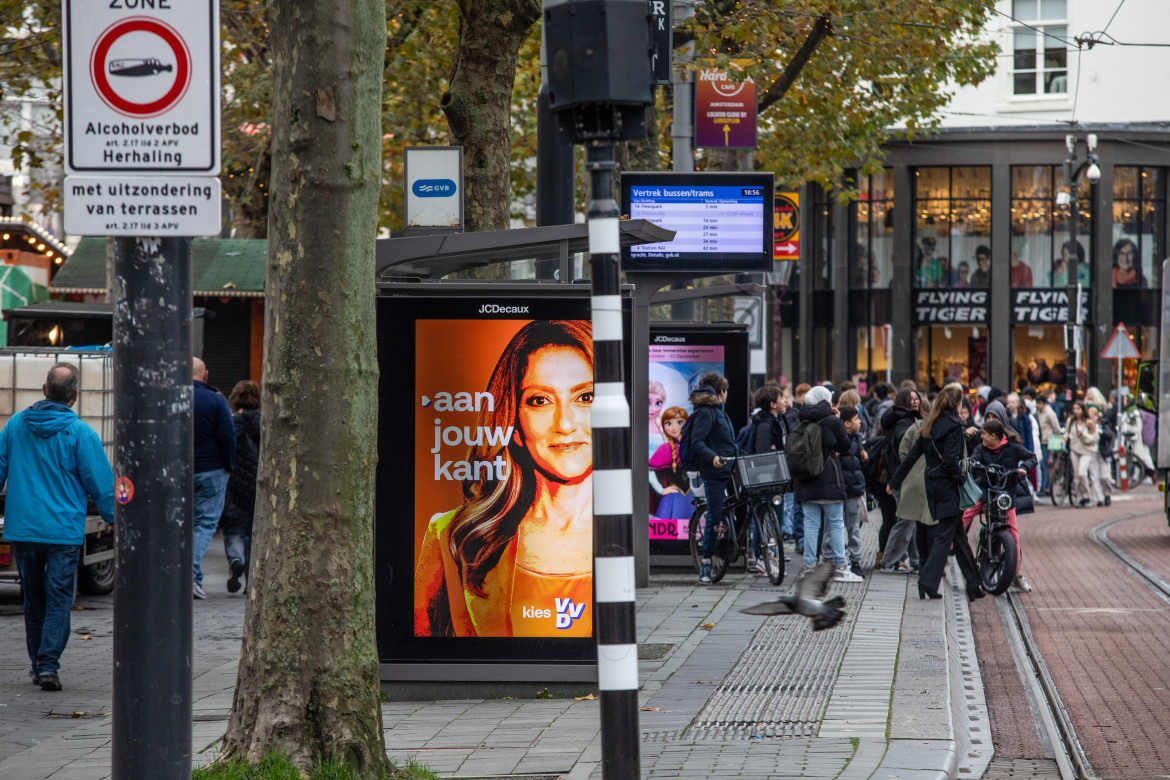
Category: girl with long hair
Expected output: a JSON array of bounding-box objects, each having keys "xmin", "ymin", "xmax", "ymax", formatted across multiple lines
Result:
[
  {"xmin": 1067, "ymin": 400, "xmax": 1103, "ymax": 507},
  {"xmin": 888, "ymin": 384, "xmax": 984, "ymax": 601},
  {"xmin": 415, "ymin": 320, "xmax": 594, "ymax": 637},
  {"xmin": 649, "ymin": 406, "xmax": 691, "ymax": 520}
]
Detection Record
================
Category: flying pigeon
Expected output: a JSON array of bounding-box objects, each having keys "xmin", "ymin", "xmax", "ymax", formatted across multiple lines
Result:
[{"xmin": 740, "ymin": 560, "xmax": 847, "ymax": 631}]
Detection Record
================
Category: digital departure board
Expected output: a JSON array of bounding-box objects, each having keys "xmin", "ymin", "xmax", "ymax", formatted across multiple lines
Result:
[{"xmin": 621, "ymin": 172, "xmax": 774, "ymax": 273}]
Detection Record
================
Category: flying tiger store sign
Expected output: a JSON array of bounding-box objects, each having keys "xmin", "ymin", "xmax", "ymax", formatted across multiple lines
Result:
[{"xmin": 912, "ymin": 290, "xmax": 988, "ymax": 324}]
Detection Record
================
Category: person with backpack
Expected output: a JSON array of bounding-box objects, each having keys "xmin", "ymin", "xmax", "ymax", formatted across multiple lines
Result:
[
  {"xmin": 738, "ymin": 384, "xmax": 790, "ymax": 575},
  {"xmin": 782, "ymin": 385, "xmax": 804, "ymax": 551},
  {"xmin": 790, "ymin": 385, "xmax": 862, "ymax": 583},
  {"xmin": 686, "ymin": 373, "xmax": 738, "ymax": 585}
]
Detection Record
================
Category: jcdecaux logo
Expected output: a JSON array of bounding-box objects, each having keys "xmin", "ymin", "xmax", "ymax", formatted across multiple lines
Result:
[{"xmin": 412, "ymin": 179, "xmax": 457, "ymax": 197}]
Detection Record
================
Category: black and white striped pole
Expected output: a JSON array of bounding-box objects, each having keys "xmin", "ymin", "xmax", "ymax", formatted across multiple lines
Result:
[
  {"xmin": 586, "ymin": 127, "xmax": 640, "ymax": 780},
  {"xmin": 543, "ymin": 3, "xmax": 654, "ymax": 776}
]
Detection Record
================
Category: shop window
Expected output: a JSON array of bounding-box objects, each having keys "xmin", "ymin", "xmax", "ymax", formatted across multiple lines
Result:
[
  {"xmin": 1011, "ymin": 0, "xmax": 1067, "ymax": 96},
  {"xmin": 1112, "ymin": 166, "xmax": 1165, "ymax": 289},
  {"xmin": 912, "ymin": 167, "xmax": 991, "ymax": 288},
  {"xmin": 1011, "ymin": 164, "xmax": 1090, "ymax": 288},
  {"xmin": 852, "ymin": 169, "xmax": 893, "ymax": 289},
  {"xmin": 917, "ymin": 325, "xmax": 987, "ymax": 393},
  {"xmin": 1014, "ymin": 325, "xmax": 1077, "ymax": 390},
  {"xmin": 855, "ymin": 325, "xmax": 890, "ymax": 387},
  {"xmin": 811, "ymin": 195, "xmax": 834, "ymax": 290}
]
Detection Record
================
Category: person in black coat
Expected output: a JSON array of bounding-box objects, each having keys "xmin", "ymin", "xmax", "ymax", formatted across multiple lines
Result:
[
  {"xmin": 220, "ymin": 380, "xmax": 261, "ymax": 594},
  {"xmin": 689, "ymin": 373, "xmax": 737, "ymax": 584},
  {"xmin": 750, "ymin": 384, "xmax": 788, "ymax": 454},
  {"xmin": 874, "ymin": 387, "xmax": 922, "ymax": 568},
  {"xmin": 888, "ymin": 384, "xmax": 984, "ymax": 601},
  {"xmin": 794, "ymin": 386, "xmax": 860, "ymax": 582}
]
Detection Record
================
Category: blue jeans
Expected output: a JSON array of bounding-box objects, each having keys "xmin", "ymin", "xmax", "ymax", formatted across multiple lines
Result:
[
  {"xmin": 801, "ymin": 501, "xmax": 845, "ymax": 567},
  {"xmin": 701, "ymin": 475, "xmax": 732, "ymax": 559},
  {"xmin": 792, "ymin": 500, "xmax": 805, "ymax": 548},
  {"xmin": 1040, "ymin": 445, "xmax": 1051, "ymax": 492},
  {"xmin": 13, "ymin": 542, "xmax": 81, "ymax": 677},
  {"xmin": 781, "ymin": 492, "xmax": 795, "ymax": 536},
  {"xmin": 192, "ymin": 468, "xmax": 229, "ymax": 586}
]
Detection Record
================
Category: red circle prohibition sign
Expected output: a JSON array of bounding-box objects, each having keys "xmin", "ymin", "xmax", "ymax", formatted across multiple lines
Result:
[{"xmin": 90, "ymin": 17, "xmax": 191, "ymax": 118}]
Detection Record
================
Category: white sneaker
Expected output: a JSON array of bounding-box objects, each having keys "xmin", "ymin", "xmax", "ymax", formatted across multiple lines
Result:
[
  {"xmin": 193, "ymin": 582, "xmax": 206, "ymax": 600},
  {"xmin": 833, "ymin": 566, "xmax": 863, "ymax": 583},
  {"xmin": 753, "ymin": 558, "xmax": 768, "ymax": 576}
]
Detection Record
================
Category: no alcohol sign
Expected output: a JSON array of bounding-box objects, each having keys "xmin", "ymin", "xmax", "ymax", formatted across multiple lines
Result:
[{"xmin": 63, "ymin": 0, "xmax": 220, "ymax": 174}]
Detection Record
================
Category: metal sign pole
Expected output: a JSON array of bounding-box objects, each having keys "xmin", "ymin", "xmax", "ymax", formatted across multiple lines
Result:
[{"xmin": 111, "ymin": 236, "xmax": 193, "ymax": 779}]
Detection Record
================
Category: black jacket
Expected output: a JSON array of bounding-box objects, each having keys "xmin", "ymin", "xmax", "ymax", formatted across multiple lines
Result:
[
  {"xmin": 792, "ymin": 401, "xmax": 850, "ymax": 503},
  {"xmin": 751, "ymin": 409, "xmax": 787, "ymax": 454},
  {"xmin": 889, "ymin": 412, "xmax": 965, "ymax": 520},
  {"xmin": 689, "ymin": 388, "xmax": 737, "ymax": 481},
  {"xmin": 880, "ymin": 405, "xmax": 920, "ymax": 470},
  {"xmin": 970, "ymin": 437, "xmax": 1037, "ymax": 500},
  {"xmin": 840, "ymin": 431, "xmax": 866, "ymax": 498},
  {"xmin": 220, "ymin": 409, "xmax": 260, "ymax": 533}
]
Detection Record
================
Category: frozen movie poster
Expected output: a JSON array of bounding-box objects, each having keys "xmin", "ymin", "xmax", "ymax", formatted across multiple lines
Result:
[
  {"xmin": 647, "ymin": 344, "xmax": 725, "ymax": 541},
  {"xmin": 412, "ymin": 319, "xmax": 593, "ymax": 639}
]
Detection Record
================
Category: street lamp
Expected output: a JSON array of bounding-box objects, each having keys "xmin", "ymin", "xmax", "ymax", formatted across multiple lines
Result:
[{"xmin": 1062, "ymin": 133, "xmax": 1099, "ymax": 401}]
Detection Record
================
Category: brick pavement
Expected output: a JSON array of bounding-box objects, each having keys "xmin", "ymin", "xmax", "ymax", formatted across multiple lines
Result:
[
  {"xmin": 0, "ymin": 523, "xmax": 981, "ymax": 779},
  {"xmin": 1011, "ymin": 491, "xmax": 1170, "ymax": 780}
]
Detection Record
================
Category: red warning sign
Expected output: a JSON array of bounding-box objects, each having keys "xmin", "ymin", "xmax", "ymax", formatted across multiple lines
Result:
[{"xmin": 90, "ymin": 18, "xmax": 192, "ymax": 118}]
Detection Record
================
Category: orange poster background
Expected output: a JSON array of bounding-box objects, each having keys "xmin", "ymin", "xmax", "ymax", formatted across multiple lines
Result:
[{"xmin": 413, "ymin": 318, "xmax": 531, "ymax": 568}]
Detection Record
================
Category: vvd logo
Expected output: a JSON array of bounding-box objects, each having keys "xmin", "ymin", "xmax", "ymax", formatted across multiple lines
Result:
[{"xmin": 555, "ymin": 598, "xmax": 585, "ymax": 629}]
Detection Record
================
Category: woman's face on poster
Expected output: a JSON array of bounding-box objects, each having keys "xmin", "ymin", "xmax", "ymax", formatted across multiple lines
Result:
[
  {"xmin": 661, "ymin": 415, "xmax": 684, "ymax": 441},
  {"xmin": 518, "ymin": 346, "xmax": 594, "ymax": 481},
  {"xmin": 649, "ymin": 391, "xmax": 665, "ymax": 422},
  {"xmin": 1117, "ymin": 242, "xmax": 1136, "ymax": 271}
]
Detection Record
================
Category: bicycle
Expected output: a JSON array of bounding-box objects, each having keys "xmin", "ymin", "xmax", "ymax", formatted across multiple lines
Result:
[
  {"xmin": 687, "ymin": 453, "xmax": 789, "ymax": 586},
  {"xmin": 971, "ymin": 461, "xmax": 1019, "ymax": 595}
]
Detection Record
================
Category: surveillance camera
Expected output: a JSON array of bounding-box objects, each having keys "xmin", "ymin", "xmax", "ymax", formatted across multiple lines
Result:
[{"xmin": 1086, "ymin": 163, "xmax": 1101, "ymax": 184}]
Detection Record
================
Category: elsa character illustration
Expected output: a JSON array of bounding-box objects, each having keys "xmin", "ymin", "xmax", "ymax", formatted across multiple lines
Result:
[
  {"xmin": 648, "ymin": 406, "xmax": 692, "ymax": 521},
  {"xmin": 648, "ymin": 380, "xmax": 667, "ymax": 436}
]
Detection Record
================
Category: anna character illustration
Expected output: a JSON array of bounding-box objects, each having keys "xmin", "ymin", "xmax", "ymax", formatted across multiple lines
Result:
[{"xmin": 649, "ymin": 406, "xmax": 692, "ymax": 521}]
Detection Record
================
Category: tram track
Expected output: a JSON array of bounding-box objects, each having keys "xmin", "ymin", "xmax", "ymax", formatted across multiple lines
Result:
[{"xmin": 986, "ymin": 507, "xmax": 1168, "ymax": 780}]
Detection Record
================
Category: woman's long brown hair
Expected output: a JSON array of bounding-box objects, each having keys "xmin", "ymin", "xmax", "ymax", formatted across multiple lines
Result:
[
  {"xmin": 448, "ymin": 320, "xmax": 593, "ymax": 597},
  {"xmin": 921, "ymin": 384, "xmax": 963, "ymax": 439}
]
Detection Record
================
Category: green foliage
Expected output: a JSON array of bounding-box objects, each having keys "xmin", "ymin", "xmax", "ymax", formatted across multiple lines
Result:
[
  {"xmin": 0, "ymin": 1, "xmax": 64, "ymax": 216},
  {"xmin": 193, "ymin": 750, "xmax": 434, "ymax": 780},
  {"xmin": 681, "ymin": 0, "xmax": 998, "ymax": 199}
]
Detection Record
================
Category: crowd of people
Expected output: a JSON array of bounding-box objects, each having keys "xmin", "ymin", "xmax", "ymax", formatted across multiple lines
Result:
[{"xmin": 682, "ymin": 370, "xmax": 1144, "ymax": 597}]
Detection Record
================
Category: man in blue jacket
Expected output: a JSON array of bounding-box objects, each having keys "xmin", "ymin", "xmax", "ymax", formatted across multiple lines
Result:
[
  {"xmin": 2, "ymin": 362, "xmax": 114, "ymax": 691},
  {"xmin": 192, "ymin": 357, "xmax": 235, "ymax": 599}
]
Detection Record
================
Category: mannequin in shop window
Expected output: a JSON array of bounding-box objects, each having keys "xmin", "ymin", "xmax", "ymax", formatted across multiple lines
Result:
[
  {"xmin": 954, "ymin": 261, "xmax": 971, "ymax": 287},
  {"xmin": 1051, "ymin": 240, "xmax": 1084, "ymax": 287},
  {"xmin": 917, "ymin": 237, "xmax": 943, "ymax": 287},
  {"xmin": 1112, "ymin": 238, "xmax": 1143, "ymax": 288},
  {"xmin": 1009, "ymin": 251, "xmax": 1033, "ymax": 288},
  {"xmin": 969, "ymin": 246, "xmax": 992, "ymax": 287}
]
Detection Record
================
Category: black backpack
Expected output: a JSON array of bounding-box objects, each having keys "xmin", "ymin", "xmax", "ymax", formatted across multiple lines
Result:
[
  {"xmin": 786, "ymin": 420, "xmax": 825, "ymax": 480},
  {"xmin": 678, "ymin": 413, "xmax": 704, "ymax": 471},
  {"xmin": 735, "ymin": 422, "xmax": 756, "ymax": 454},
  {"xmin": 862, "ymin": 434, "xmax": 888, "ymax": 489}
]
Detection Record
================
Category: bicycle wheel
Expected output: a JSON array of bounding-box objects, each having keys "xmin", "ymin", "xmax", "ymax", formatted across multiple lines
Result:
[
  {"xmin": 1051, "ymin": 454, "xmax": 1069, "ymax": 505},
  {"xmin": 755, "ymin": 503, "xmax": 785, "ymax": 586},
  {"xmin": 709, "ymin": 507, "xmax": 736, "ymax": 584},
  {"xmin": 688, "ymin": 505, "xmax": 708, "ymax": 573},
  {"xmin": 1128, "ymin": 458, "xmax": 1147, "ymax": 490},
  {"xmin": 979, "ymin": 526, "xmax": 1018, "ymax": 595}
]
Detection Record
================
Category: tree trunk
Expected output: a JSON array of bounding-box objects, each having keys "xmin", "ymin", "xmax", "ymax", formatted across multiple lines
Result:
[
  {"xmin": 219, "ymin": 0, "xmax": 388, "ymax": 775},
  {"xmin": 440, "ymin": 0, "xmax": 540, "ymax": 234}
]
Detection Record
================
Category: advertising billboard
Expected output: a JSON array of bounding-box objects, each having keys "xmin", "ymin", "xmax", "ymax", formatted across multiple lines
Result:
[
  {"xmin": 646, "ymin": 325, "xmax": 750, "ymax": 558},
  {"xmin": 694, "ymin": 62, "xmax": 757, "ymax": 149},
  {"xmin": 376, "ymin": 289, "xmax": 630, "ymax": 677},
  {"xmin": 621, "ymin": 172, "xmax": 774, "ymax": 274}
]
